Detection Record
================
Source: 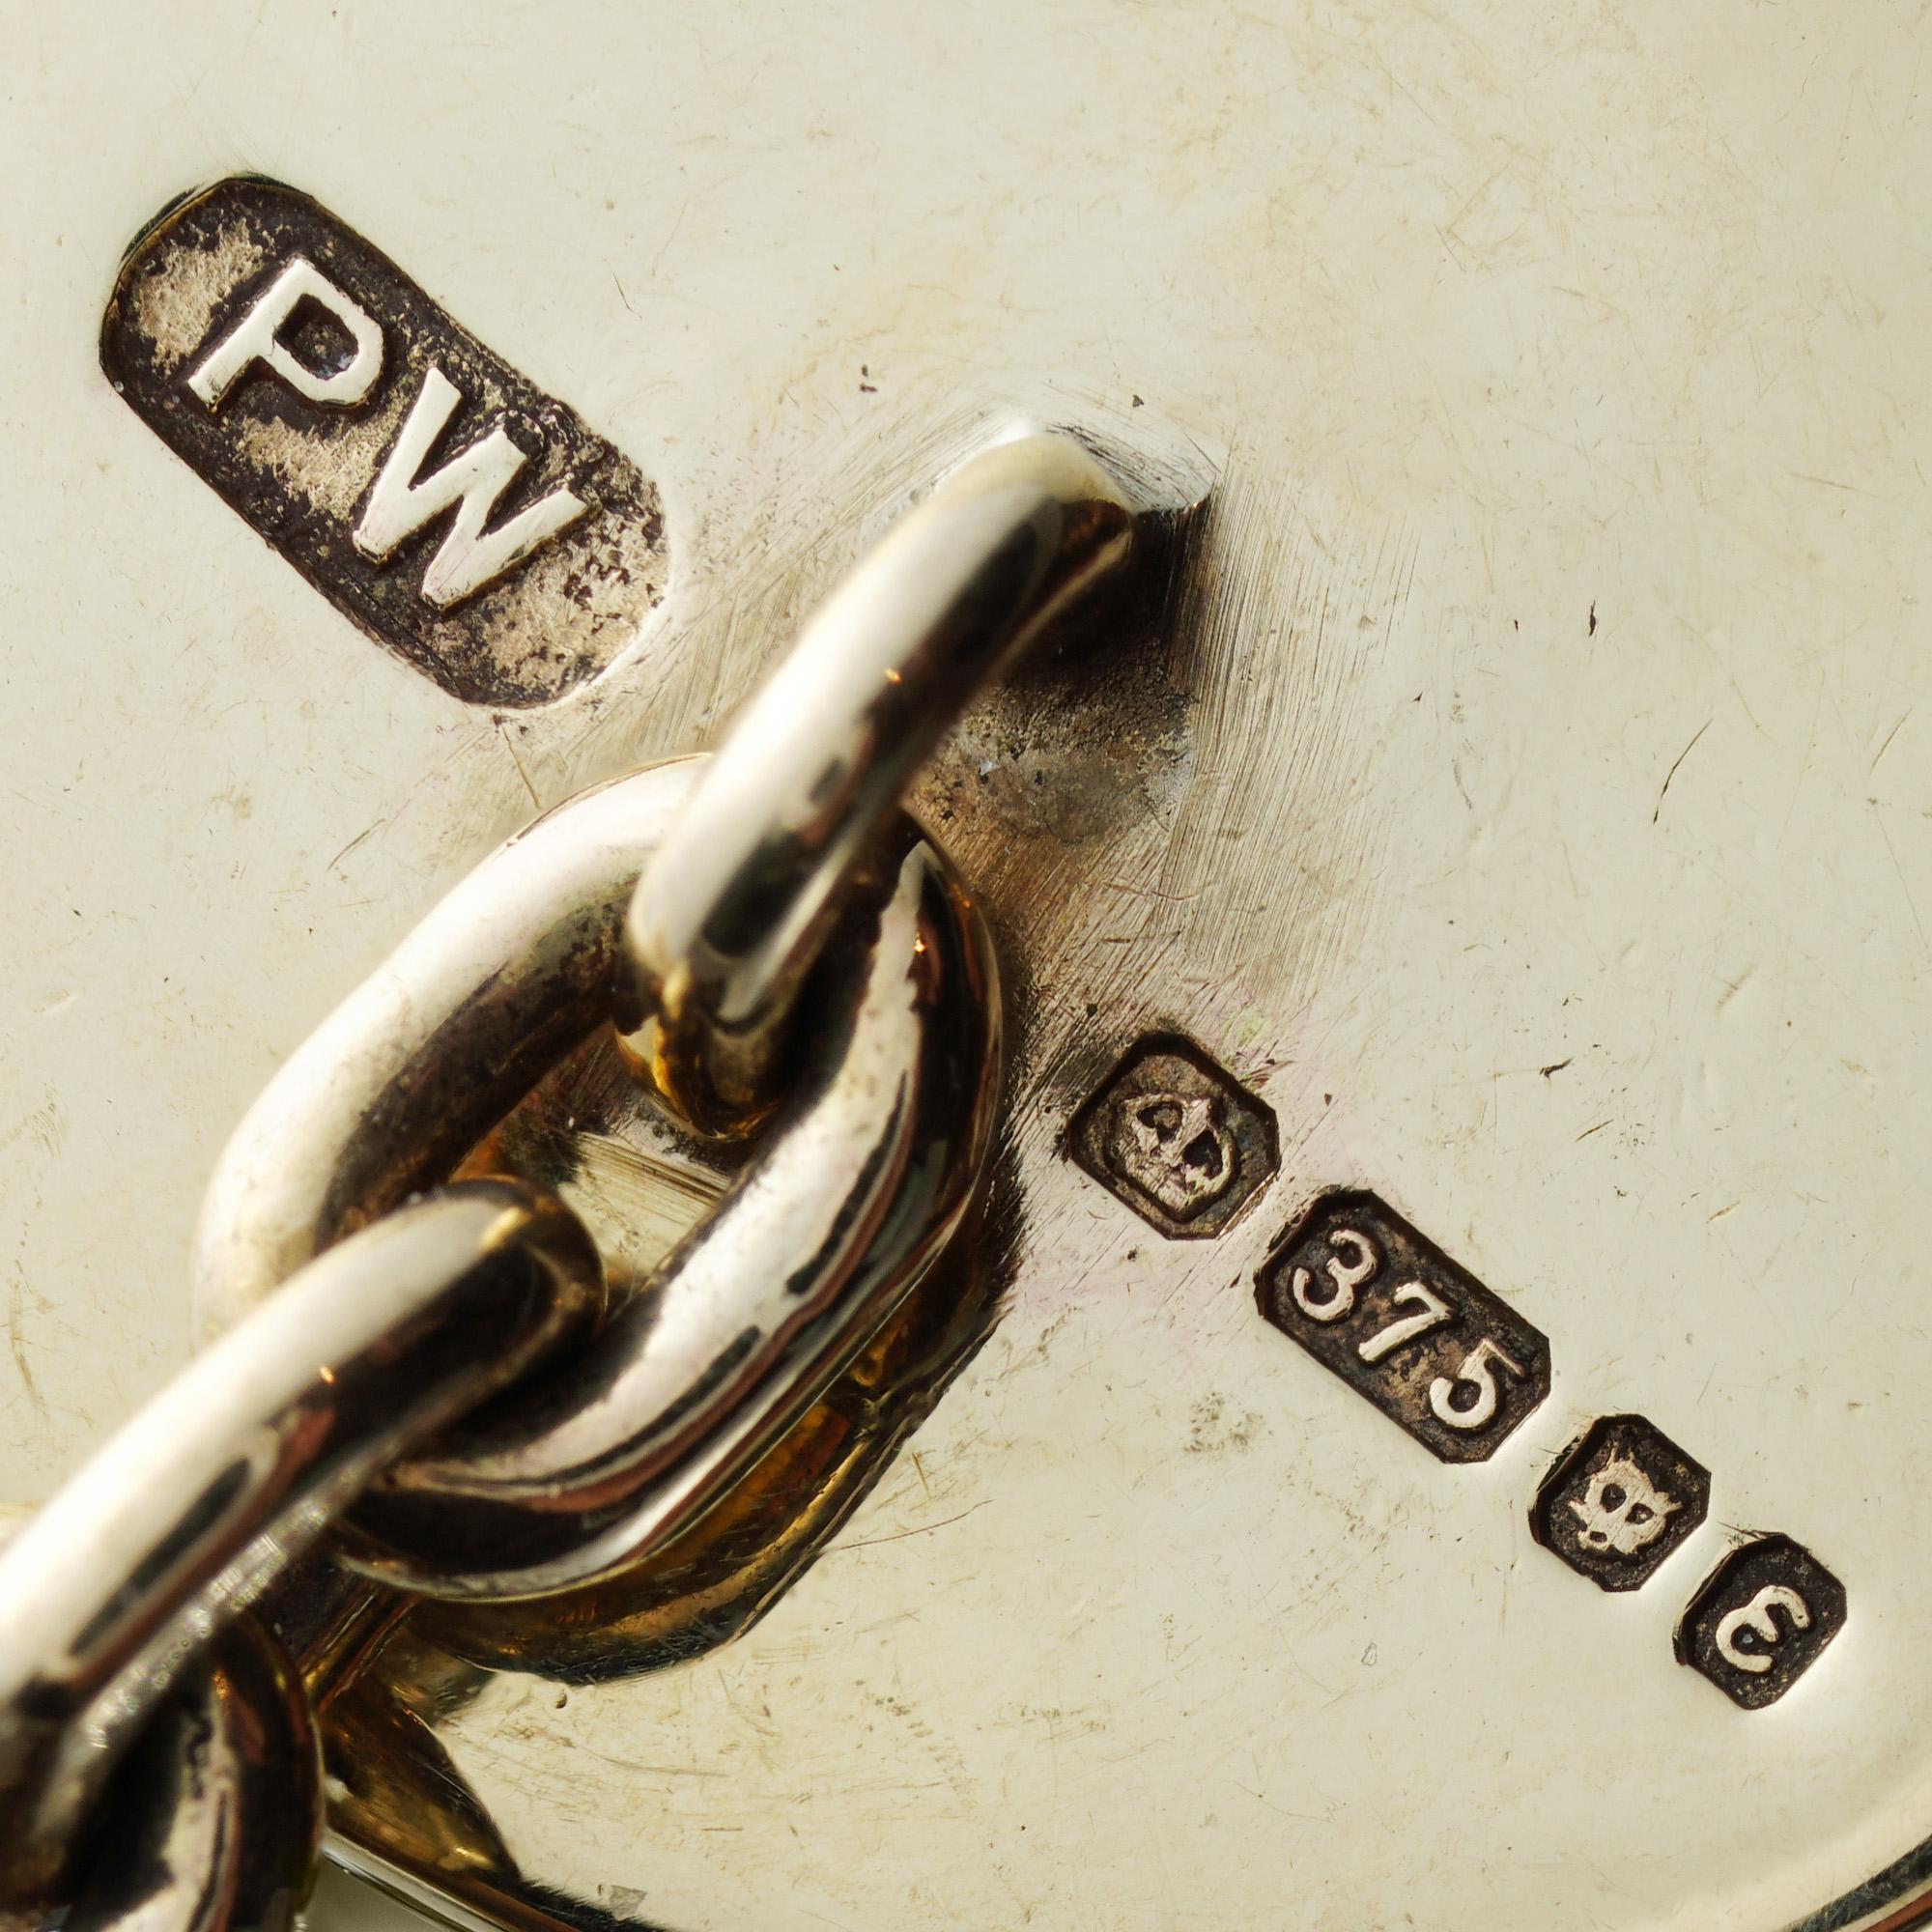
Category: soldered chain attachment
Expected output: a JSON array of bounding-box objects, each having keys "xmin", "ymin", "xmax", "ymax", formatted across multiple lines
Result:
[{"xmin": 0, "ymin": 432, "xmax": 1135, "ymax": 1930}]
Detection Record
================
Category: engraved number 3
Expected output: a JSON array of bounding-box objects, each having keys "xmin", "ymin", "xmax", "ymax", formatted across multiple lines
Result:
[
  {"xmin": 1429, "ymin": 1337, "xmax": 1527, "ymax": 1431},
  {"xmin": 1293, "ymin": 1229, "xmax": 1378, "ymax": 1322}
]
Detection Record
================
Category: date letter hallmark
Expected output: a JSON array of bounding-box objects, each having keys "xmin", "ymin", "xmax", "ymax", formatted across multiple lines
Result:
[
  {"xmin": 1676, "ymin": 1535, "xmax": 1849, "ymax": 1709},
  {"xmin": 1255, "ymin": 1191, "xmax": 1551, "ymax": 1463}
]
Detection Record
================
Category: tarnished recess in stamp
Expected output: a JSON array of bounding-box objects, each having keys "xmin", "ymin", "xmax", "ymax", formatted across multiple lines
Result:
[
  {"xmin": 1067, "ymin": 1034, "xmax": 1279, "ymax": 1239},
  {"xmin": 99, "ymin": 177, "xmax": 666, "ymax": 707},
  {"xmin": 1530, "ymin": 1413, "xmax": 1710, "ymax": 1593},
  {"xmin": 1676, "ymin": 1535, "xmax": 1848, "ymax": 1710},
  {"xmin": 1256, "ymin": 1190, "xmax": 1551, "ymax": 1463}
]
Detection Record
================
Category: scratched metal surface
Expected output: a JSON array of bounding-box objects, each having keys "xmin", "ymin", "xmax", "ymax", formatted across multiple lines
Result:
[{"xmin": 3, "ymin": 3, "xmax": 1931, "ymax": 1928}]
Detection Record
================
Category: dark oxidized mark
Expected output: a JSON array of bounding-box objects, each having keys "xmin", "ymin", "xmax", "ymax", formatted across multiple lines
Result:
[
  {"xmin": 1676, "ymin": 1535, "xmax": 1847, "ymax": 1710},
  {"xmin": 1066, "ymin": 1033, "xmax": 1278, "ymax": 1240},
  {"xmin": 100, "ymin": 177, "xmax": 666, "ymax": 709},
  {"xmin": 1530, "ymin": 1414, "xmax": 1710, "ymax": 1593},
  {"xmin": 1256, "ymin": 1189, "xmax": 1551, "ymax": 1464}
]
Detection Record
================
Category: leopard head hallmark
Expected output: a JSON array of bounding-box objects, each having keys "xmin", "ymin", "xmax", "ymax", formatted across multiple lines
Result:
[
  {"xmin": 1531, "ymin": 1415, "xmax": 1711, "ymax": 1593},
  {"xmin": 1567, "ymin": 1455, "xmax": 1679, "ymax": 1558}
]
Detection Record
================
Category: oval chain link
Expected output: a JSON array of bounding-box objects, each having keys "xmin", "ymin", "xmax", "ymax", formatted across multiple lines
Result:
[
  {"xmin": 0, "ymin": 430, "xmax": 1134, "ymax": 1927},
  {"xmin": 59, "ymin": 1616, "xmax": 320, "ymax": 1932},
  {"xmin": 289, "ymin": 801, "xmax": 995, "ymax": 1599},
  {"xmin": 618, "ymin": 431, "xmax": 1133, "ymax": 1135},
  {"xmin": 0, "ymin": 1181, "xmax": 601, "ymax": 1921}
]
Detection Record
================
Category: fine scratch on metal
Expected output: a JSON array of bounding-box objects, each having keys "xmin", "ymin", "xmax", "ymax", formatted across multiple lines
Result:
[{"xmin": 1653, "ymin": 718, "xmax": 1714, "ymax": 824}]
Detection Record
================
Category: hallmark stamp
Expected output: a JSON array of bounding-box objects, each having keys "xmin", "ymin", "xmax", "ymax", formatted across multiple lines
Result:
[
  {"xmin": 1255, "ymin": 1191, "xmax": 1550, "ymax": 1463},
  {"xmin": 100, "ymin": 177, "xmax": 667, "ymax": 708},
  {"xmin": 1530, "ymin": 1415, "xmax": 1709, "ymax": 1592},
  {"xmin": 1676, "ymin": 1535, "xmax": 1848, "ymax": 1709},
  {"xmin": 1067, "ymin": 1035, "xmax": 1278, "ymax": 1238}
]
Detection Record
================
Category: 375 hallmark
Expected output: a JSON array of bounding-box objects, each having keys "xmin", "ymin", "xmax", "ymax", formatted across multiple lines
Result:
[
  {"xmin": 1256, "ymin": 1190, "xmax": 1551, "ymax": 1463},
  {"xmin": 1065, "ymin": 1032, "xmax": 1850, "ymax": 1710}
]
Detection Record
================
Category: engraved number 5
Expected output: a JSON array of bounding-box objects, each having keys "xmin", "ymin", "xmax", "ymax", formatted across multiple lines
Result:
[
  {"xmin": 1429, "ymin": 1336, "xmax": 1526, "ymax": 1431},
  {"xmin": 1292, "ymin": 1229, "xmax": 1378, "ymax": 1322}
]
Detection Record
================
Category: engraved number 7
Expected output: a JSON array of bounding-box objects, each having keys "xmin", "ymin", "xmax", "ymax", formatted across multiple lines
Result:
[{"xmin": 1355, "ymin": 1282, "xmax": 1453, "ymax": 1363}]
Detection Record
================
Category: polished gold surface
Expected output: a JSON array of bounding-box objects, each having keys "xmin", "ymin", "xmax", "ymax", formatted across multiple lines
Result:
[
  {"xmin": 7, "ymin": 410, "xmax": 1125, "ymax": 1919},
  {"xmin": 318, "ymin": 1236, "xmax": 1006, "ymax": 1925},
  {"xmin": 0, "ymin": 1182, "xmax": 594, "ymax": 1916},
  {"xmin": 341, "ymin": 826, "xmax": 1001, "ymax": 1599},
  {"xmin": 616, "ymin": 431, "xmax": 1136, "ymax": 1137},
  {"xmin": 62, "ymin": 1617, "xmax": 322, "ymax": 1932},
  {"xmin": 7, "ymin": 6, "xmax": 1932, "ymax": 1929}
]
